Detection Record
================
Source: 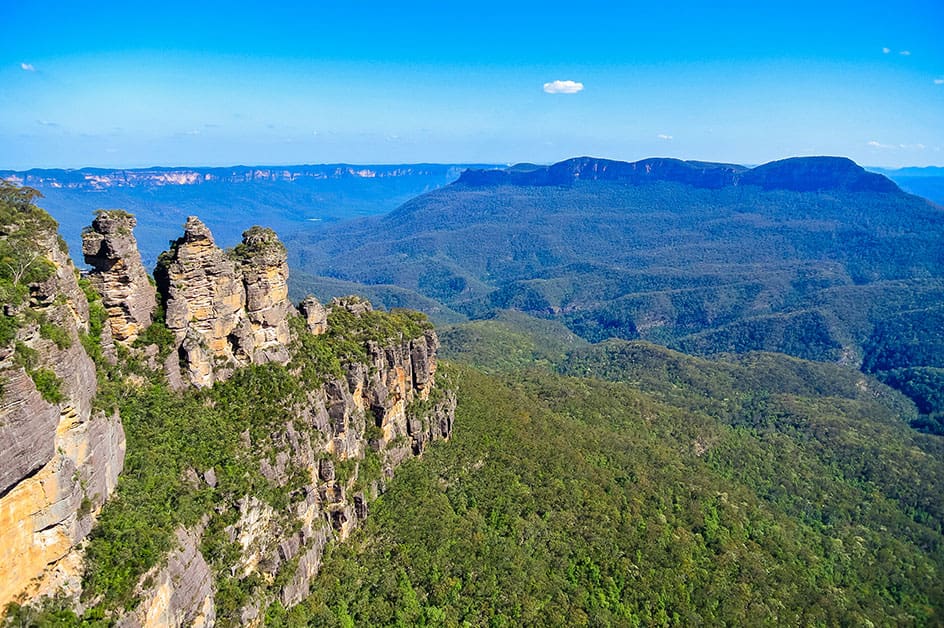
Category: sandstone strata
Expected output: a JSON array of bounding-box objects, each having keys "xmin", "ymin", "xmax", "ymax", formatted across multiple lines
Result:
[
  {"xmin": 82, "ymin": 210, "xmax": 157, "ymax": 346},
  {"xmin": 155, "ymin": 217, "xmax": 292, "ymax": 388},
  {"xmin": 0, "ymin": 227, "xmax": 124, "ymax": 610}
]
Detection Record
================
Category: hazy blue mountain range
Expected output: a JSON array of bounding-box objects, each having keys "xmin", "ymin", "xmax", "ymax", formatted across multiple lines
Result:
[
  {"xmin": 5, "ymin": 156, "xmax": 943, "ymax": 427},
  {"xmin": 4, "ymin": 160, "xmax": 939, "ymax": 268},
  {"xmin": 286, "ymin": 156, "xmax": 944, "ymax": 431},
  {"xmin": 1, "ymin": 163, "xmax": 499, "ymax": 267},
  {"xmin": 869, "ymin": 165, "xmax": 944, "ymax": 205}
]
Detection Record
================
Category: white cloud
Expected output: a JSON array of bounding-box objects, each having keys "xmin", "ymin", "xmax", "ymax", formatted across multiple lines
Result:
[
  {"xmin": 868, "ymin": 140, "xmax": 925, "ymax": 150},
  {"xmin": 543, "ymin": 80, "xmax": 584, "ymax": 94},
  {"xmin": 36, "ymin": 120, "xmax": 59, "ymax": 127},
  {"xmin": 934, "ymin": 78, "xmax": 944, "ymax": 85},
  {"xmin": 20, "ymin": 62, "xmax": 35, "ymax": 71},
  {"xmin": 900, "ymin": 50, "xmax": 911, "ymax": 56},
  {"xmin": 882, "ymin": 47, "xmax": 891, "ymax": 54},
  {"xmin": 657, "ymin": 134, "xmax": 673, "ymax": 140}
]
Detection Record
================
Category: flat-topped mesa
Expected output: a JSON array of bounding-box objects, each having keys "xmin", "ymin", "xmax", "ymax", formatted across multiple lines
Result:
[
  {"xmin": 155, "ymin": 217, "xmax": 293, "ymax": 388},
  {"xmin": 455, "ymin": 155, "xmax": 903, "ymax": 194},
  {"xmin": 82, "ymin": 210, "xmax": 157, "ymax": 346}
]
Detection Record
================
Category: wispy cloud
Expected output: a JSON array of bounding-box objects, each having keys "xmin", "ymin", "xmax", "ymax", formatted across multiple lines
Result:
[
  {"xmin": 36, "ymin": 120, "xmax": 59, "ymax": 127},
  {"xmin": 543, "ymin": 80, "xmax": 584, "ymax": 94},
  {"xmin": 20, "ymin": 62, "xmax": 35, "ymax": 71},
  {"xmin": 868, "ymin": 140, "xmax": 925, "ymax": 150},
  {"xmin": 882, "ymin": 47, "xmax": 891, "ymax": 54},
  {"xmin": 657, "ymin": 134, "xmax": 673, "ymax": 141},
  {"xmin": 900, "ymin": 50, "xmax": 911, "ymax": 56},
  {"xmin": 934, "ymin": 78, "xmax": 944, "ymax": 85}
]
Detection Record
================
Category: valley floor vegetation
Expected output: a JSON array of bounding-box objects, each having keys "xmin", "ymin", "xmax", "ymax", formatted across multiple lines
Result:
[{"xmin": 266, "ymin": 316, "xmax": 943, "ymax": 626}]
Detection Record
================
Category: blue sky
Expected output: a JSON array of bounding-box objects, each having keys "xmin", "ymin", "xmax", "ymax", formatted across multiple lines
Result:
[{"xmin": 1, "ymin": 0, "xmax": 942, "ymax": 169}]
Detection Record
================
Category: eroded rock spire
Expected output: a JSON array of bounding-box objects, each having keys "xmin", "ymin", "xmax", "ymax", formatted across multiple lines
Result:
[{"xmin": 82, "ymin": 210, "xmax": 157, "ymax": 346}]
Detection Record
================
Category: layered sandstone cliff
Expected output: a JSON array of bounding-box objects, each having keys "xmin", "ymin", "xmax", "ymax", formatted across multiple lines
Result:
[{"xmin": 0, "ymin": 202, "xmax": 124, "ymax": 611}]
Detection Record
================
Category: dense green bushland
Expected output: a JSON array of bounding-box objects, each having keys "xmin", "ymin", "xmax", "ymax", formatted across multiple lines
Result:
[
  {"xmin": 278, "ymin": 356, "xmax": 943, "ymax": 626},
  {"xmin": 0, "ymin": 182, "xmax": 59, "ymax": 345},
  {"xmin": 0, "ymin": 181, "xmax": 69, "ymax": 401},
  {"xmin": 262, "ymin": 316, "xmax": 944, "ymax": 626}
]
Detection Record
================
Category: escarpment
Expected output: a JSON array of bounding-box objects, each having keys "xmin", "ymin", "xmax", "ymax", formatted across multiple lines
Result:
[
  {"xmin": 0, "ymin": 186, "xmax": 124, "ymax": 612},
  {"xmin": 123, "ymin": 293, "xmax": 456, "ymax": 626},
  {"xmin": 1, "ymin": 192, "xmax": 456, "ymax": 625}
]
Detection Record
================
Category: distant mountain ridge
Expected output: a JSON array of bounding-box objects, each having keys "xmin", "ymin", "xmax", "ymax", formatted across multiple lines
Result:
[
  {"xmin": 0, "ymin": 163, "xmax": 501, "ymax": 268},
  {"xmin": 869, "ymin": 165, "xmax": 944, "ymax": 206},
  {"xmin": 1, "ymin": 163, "xmax": 495, "ymax": 190},
  {"xmin": 458, "ymin": 156, "xmax": 902, "ymax": 194}
]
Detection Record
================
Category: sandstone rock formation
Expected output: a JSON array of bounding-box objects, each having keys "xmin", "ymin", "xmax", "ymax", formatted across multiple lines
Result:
[
  {"xmin": 155, "ymin": 217, "xmax": 292, "ymax": 388},
  {"xmin": 82, "ymin": 210, "xmax": 157, "ymax": 346},
  {"xmin": 0, "ymin": 222, "xmax": 124, "ymax": 611},
  {"xmin": 2, "ymin": 199, "xmax": 456, "ymax": 623},
  {"xmin": 299, "ymin": 295, "xmax": 327, "ymax": 335},
  {"xmin": 236, "ymin": 226, "xmax": 292, "ymax": 364}
]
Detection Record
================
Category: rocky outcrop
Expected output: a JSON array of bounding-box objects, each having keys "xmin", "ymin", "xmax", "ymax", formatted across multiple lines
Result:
[
  {"xmin": 237, "ymin": 226, "xmax": 291, "ymax": 364},
  {"xmin": 299, "ymin": 296, "xmax": 327, "ymax": 335},
  {"xmin": 224, "ymin": 302, "xmax": 454, "ymax": 614},
  {"xmin": 155, "ymin": 218, "xmax": 293, "ymax": 388},
  {"xmin": 0, "ymin": 223, "xmax": 125, "ymax": 611},
  {"xmin": 82, "ymin": 210, "xmax": 157, "ymax": 346}
]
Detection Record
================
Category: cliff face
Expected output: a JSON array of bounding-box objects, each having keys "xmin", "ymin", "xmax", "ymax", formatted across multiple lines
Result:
[
  {"xmin": 155, "ymin": 217, "xmax": 291, "ymax": 388},
  {"xmin": 0, "ymin": 192, "xmax": 124, "ymax": 611},
  {"xmin": 1, "ymin": 164, "xmax": 474, "ymax": 190}
]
